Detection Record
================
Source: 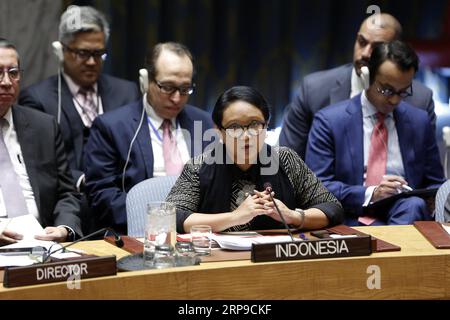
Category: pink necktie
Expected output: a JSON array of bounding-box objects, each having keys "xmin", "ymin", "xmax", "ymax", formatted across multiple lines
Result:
[
  {"xmin": 162, "ymin": 119, "xmax": 183, "ymax": 175},
  {"xmin": 359, "ymin": 112, "xmax": 388, "ymax": 225}
]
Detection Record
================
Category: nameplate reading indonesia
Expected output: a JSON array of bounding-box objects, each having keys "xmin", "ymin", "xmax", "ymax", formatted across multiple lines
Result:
[
  {"xmin": 3, "ymin": 255, "xmax": 117, "ymax": 288},
  {"xmin": 251, "ymin": 235, "xmax": 372, "ymax": 263}
]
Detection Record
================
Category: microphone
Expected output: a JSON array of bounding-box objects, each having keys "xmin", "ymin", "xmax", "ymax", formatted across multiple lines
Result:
[
  {"xmin": 263, "ymin": 182, "xmax": 295, "ymax": 242},
  {"xmin": 42, "ymin": 227, "xmax": 124, "ymax": 263}
]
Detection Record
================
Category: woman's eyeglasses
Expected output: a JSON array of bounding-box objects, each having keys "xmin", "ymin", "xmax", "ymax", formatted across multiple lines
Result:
[{"xmin": 222, "ymin": 120, "xmax": 267, "ymax": 138}]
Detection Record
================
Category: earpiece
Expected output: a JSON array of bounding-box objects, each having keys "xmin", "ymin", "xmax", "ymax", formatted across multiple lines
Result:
[
  {"xmin": 122, "ymin": 104, "xmax": 146, "ymax": 193},
  {"xmin": 52, "ymin": 41, "xmax": 64, "ymax": 124},
  {"xmin": 139, "ymin": 68, "xmax": 149, "ymax": 94},
  {"xmin": 122, "ymin": 68, "xmax": 148, "ymax": 191},
  {"xmin": 360, "ymin": 66, "xmax": 370, "ymax": 90},
  {"xmin": 52, "ymin": 41, "xmax": 64, "ymax": 63}
]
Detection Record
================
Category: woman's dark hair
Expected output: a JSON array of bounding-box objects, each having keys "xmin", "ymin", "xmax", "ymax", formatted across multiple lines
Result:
[
  {"xmin": 369, "ymin": 40, "xmax": 419, "ymax": 85},
  {"xmin": 212, "ymin": 86, "xmax": 271, "ymax": 127}
]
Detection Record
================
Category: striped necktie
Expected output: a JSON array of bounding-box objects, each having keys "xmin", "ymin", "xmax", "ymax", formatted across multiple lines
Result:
[{"xmin": 78, "ymin": 87, "xmax": 98, "ymax": 127}]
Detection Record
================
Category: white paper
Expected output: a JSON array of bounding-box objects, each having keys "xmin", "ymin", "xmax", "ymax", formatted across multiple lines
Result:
[
  {"xmin": 0, "ymin": 255, "xmax": 36, "ymax": 267},
  {"xmin": 2, "ymin": 239, "xmax": 56, "ymax": 251},
  {"xmin": 329, "ymin": 234, "xmax": 358, "ymax": 239},
  {"xmin": 442, "ymin": 224, "xmax": 450, "ymax": 236},
  {"xmin": 51, "ymin": 251, "xmax": 82, "ymax": 259},
  {"xmin": 5, "ymin": 214, "xmax": 46, "ymax": 240},
  {"xmin": 0, "ymin": 217, "xmax": 11, "ymax": 234},
  {"xmin": 209, "ymin": 234, "xmax": 301, "ymax": 251},
  {"xmin": 1, "ymin": 214, "xmax": 56, "ymax": 250}
]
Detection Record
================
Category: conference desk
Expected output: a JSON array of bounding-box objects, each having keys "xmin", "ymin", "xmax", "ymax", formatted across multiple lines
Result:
[{"xmin": 0, "ymin": 225, "xmax": 449, "ymax": 300}]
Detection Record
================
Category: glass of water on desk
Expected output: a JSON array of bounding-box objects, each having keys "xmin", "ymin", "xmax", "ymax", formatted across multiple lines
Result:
[
  {"xmin": 190, "ymin": 225, "xmax": 212, "ymax": 256},
  {"xmin": 143, "ymin": 202, "xmax": 176, "ymax": 267}
]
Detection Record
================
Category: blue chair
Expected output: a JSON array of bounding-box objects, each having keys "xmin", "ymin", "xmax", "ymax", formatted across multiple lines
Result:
[
  {"xmin": 434, "ymin": 180, "xmax": 450, "ymax": 223},
  {"xmin": 126, "ymin": 175, "xmax": 179, "ymax": 237}
]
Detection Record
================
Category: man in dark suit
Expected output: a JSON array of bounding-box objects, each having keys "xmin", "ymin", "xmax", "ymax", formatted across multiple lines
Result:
[
  {"xmin": 279, "ymin": 13, "xmax": 435, "ymax": 159},
  {"xmin": 19, "ymin": 6, "xmax": 140, "ymax": 192},
  {"xmin": 19, "ymin": 6, "xmax": 139, "ymax": 234},
  {"xmin": 84, "ymin": 42, "xmax": 214, "ymax": 234},
  {"xmin": 306, "ymin": 40, "xmax": 445, "ymax": 226},
  {"xmin": 0, "ymin": 39, "xmax": 81, "ymax": 245}
]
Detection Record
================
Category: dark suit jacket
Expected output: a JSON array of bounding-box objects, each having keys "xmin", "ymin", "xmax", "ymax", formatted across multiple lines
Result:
[
  {"xmin": 279, "ymin": 63, "xmax": 436, "ymax": 159},
  {"xmin": 11, "ymin": 105, "xmax": 82, "ymax": 236},
  {"xmin": 305, "ymin": 94, "xmax": 445, "ymax": 218},
  {"xmin": 84, "ymin": 100, "xmax": 215, "ymax": 234},
  {"xmin": 19, "ymin": 74, "xmax": 140, "ymax": 181}
]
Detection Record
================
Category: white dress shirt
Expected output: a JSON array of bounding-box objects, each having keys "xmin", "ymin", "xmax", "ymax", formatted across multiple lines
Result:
[
  {"xmin": 350, "ymin": 67, "xmax": 367, "ymax": 98},
  {"xmin": 361, "ymin": 91, "xmax": 405, "ymax": 205},
  {"xmin": 143, "ymin": 95, "xmax": 190, "ymax": 176},
  {"xmin": 0, "ymin": 107, "xmax": 39, "ymax": 219}
]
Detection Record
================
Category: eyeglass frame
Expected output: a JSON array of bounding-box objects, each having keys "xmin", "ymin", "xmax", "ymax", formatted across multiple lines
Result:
[
  {"xmin": 153, "ymin": 80, "xmax": 196, "ymax": 96},
  {"xmin": 220, "ymin": 120, "xmax": 268, "ymax": 138},
  {"xmin": 375, "ymin": 81, "xmax": 413, "ymax": 98},
  {"xmin": 0, "ymin": 67, "xmax": 22, "ymax": 82},
  {"xmin": 62, "ymin": 44, "xmax": 107, "ymax": 62}
]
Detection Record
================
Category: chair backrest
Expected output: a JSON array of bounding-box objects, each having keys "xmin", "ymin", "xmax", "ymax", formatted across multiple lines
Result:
[
  {"xmin": 126, "ymin": 175, "xmax": 179, "ymax": 237},
  {"xmin": 434, "ymin": 179, "xmax": 450, "ymax": 223}
]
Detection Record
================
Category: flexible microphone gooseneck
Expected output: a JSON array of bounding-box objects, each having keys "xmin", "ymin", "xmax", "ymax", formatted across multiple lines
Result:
[
  {"xmin": 42, "ymin": 227, "xmax": 124, "ymax": 263},
  {"xmin": 263, "ymin": 182, "xmax": 295, "ymax": 242}
]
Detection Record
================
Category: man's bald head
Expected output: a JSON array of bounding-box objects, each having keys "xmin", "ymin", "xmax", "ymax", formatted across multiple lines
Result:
[
  {"xmin": 353, "ymin": 13, "xmax": 403, "ymax": 76},
  {"xmin": 360, "ymin": 13, "xmax": 402, "ymax": 40}
]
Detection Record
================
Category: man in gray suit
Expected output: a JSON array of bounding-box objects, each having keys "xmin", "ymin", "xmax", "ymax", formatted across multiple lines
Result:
[
  {"xmin": 279, "ymin": 13, "xmax": 435, "ymax": 159},
  {"xmin": 0, "ymin": 39, "xmax": 81, "ymax": 245}
]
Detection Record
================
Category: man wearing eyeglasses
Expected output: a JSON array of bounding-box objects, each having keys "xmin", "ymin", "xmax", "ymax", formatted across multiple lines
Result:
[
  {"xmin": 0, "ymin": 38, "xmax": 81, "ymax": 245},
  {"xmin": 279, "ymin": 13, "xmax": 435, "ymax": 160},
  {"xmin": 84, "ymin": 42, "xmax": 214, "ymax": 234},
  {"xmin": 306, "ymin": 40, "xmax": 445, "ymax": 226},
  {"xmin": 19, "ymin": 6, "xmax": 140, "ymax": 234}
]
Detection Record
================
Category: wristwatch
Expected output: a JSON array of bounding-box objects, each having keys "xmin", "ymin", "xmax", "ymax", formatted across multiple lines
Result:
[
  {"xmin": 293, "ymin": 208, "xmax": 305, "ymax": 229},
  {"xmin": 64, "ymin": 227, "xmax": 75, "ymax": 241}
]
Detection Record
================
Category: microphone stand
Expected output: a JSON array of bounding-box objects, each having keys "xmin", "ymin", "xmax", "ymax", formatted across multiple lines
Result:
[{"xmin": 264, "ymin": 185, "xmax": 295, "ymax": 242}]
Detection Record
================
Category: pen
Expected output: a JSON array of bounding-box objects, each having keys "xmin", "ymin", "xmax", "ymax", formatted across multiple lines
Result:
[
  {"xmin": 17, "ymin": 154, "xmax": 22, "ymax": 164},
  {"xmin": 401, "ymin": 184, "xmax": 413, "ymax": 192}
]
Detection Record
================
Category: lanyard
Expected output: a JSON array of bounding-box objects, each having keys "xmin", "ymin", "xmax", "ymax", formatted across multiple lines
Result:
[{"xmin": 147, "ymin": 117, "xmax": 178, "ymax": 142}]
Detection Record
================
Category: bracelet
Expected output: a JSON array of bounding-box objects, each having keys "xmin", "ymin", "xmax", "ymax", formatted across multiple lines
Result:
[{"xmin": 294, "ymin": 208, "xmax": 305, "ymax": 230}]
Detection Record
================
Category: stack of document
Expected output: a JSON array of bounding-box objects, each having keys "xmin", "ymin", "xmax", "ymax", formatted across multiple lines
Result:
[
  {"xmin": 0, "ymin": 214, "xmax": 59, "ymax": 267},
  {"xmin": 209, "ymin": 233, "xmax": 302, "ymax": 251},
  {"xmin": 0, "ymin": 214, "xmax": 55, "ymax": 250}
]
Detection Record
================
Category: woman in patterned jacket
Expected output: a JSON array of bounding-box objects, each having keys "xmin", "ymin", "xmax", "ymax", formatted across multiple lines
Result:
[{"xmin": 167, "ymin": 86, "xmax": 343, "ymax": 233}]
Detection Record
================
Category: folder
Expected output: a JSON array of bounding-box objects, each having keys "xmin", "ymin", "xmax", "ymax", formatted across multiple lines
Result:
[
  {"xmin": 414, "ymin": 221, "xmax": 450, "ymax": 249},
  {"xmin": 363, "ymin": 187, "xmax": 438, "ymax": 216},
  {"xmin": 326, "ymin": 224, "xmax": 401, "ymax": 252}
]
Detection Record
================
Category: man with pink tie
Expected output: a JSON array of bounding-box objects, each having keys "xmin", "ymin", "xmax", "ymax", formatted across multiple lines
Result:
[
  {"xmin": 84, "ymin": 42, "xmax": 214, "ymax": 234},
  {"xmin": 306, "ymin": 40, "xmax": 445, "ymax": 226}
]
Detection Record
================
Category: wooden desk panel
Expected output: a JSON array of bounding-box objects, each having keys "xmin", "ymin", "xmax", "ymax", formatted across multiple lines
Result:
[{"xmin": 1, "ymin": 225, "xmax": 449, "ymax": 299}]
